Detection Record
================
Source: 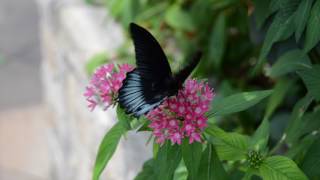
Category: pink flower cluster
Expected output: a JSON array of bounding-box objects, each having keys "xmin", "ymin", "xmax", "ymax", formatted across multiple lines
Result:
[
  {"xmin": 147, "ymin": 79, "xmax": 214, "ymax": 145},
  {"xmin": 84, "ymin": 63, "xmax": 133, "ymax": 111}
]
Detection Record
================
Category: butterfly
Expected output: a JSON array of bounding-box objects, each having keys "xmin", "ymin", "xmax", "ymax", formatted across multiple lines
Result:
[{"xmin": 118, "ymin": 23, "xmax": 202, "ymax": 117}]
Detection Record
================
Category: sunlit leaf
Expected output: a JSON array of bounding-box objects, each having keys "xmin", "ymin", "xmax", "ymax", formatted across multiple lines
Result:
[
  {"xmin": 250, "ymin": 118, "xmax": 270, "ymax": 151},
  {"xmin": 260, "ymin": 156, "xmax": 308, "ymax": 180},
  {"xmin": 93, "ymin": 122, "xmax": 126, "ymax": 180},
  {"xmin": 165, "ymin": 5, "xmax": 195, "ymax": 31},
  {"xmin": 208, "ymin": 90, "xmax": 273, "ymax": 117},
  {"xmin": 206, "ymin": 124, "xmax": 249, "ymax": 161}
]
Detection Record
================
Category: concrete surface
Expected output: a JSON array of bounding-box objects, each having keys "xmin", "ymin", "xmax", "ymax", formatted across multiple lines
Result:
[
  {"xmin": 0, "ymin": 0, "xmax": 42, "ymax": 109},
  {"xmin": 0, "ymin": 0, "xmax": 50, "ymax": 179}
]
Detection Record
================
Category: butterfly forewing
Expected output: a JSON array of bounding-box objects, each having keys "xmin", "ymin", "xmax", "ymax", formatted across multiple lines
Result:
[{"xmin": 119, "ymin": 23, "xmax": 173, "ymax": 117}]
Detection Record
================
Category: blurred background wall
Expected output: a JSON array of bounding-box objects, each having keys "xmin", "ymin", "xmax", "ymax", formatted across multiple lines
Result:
[{"xmin": 0, "ymin": 0, "xmax": 151, "ymax": 179}]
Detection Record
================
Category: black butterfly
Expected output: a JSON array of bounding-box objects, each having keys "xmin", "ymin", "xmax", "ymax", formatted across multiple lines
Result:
[{"xmin": 118, "ymin": 23, "xmax": 202, "ymax": 117}]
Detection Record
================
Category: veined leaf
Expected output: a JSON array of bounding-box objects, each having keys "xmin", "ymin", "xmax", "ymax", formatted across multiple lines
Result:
[
  {"xmin": 165, "ymin": 5, "xmax": 195, "ymax": 31},
  {"xmin": 208, "ymin": 13, "xmax": 226, "ymax": 68},
  {"xmin": 294, "ymin": 0, "xmax": 314, "ymax": 41},
  {"xmin": 93, "ymin": 122, "xmax": 126, "ymax": 180},
  {"xmin": 304, "ymin": 0, "xmax": 320, "ymax": 52},
  {"xmin": 197, "ymin": 144, "xmax": 228, "ymax": 180},
  {"xmin": 301, "ymin": 139, "xmax": 320, "ymax": 178},
  {"xmin": 249, "ymin": 118, "xmax": 270, "ymax": 151},
  {"xmin": 154, "ymin": 141, "xmax": 182, "ymax": 180},
  {"xmin": 298, "ymin": 65, "xmax": 320, "ymax": 101},
  {"xmin": 260, "ymin": 156, "xmax": 308, "ymax": 180},
  {"xmin": 206, "ymin": 124, "xmax": 249, "ymax": 161},
  {"xmin": 181, "ymin": 140, "xmax": 202, "ymax": 180},
  {"xmin": 268, "ymin": 49, "xmax": 311, "ymax": 78},
  {"xmin": 208, "ymin": 90, "xmax": 272, "ymax": 117}
]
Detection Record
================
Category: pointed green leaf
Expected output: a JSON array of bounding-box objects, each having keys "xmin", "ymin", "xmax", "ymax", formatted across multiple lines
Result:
[
  {"xmin": 116, "ymin": 105, "xmax": 133, "ymax": 130},
  {"xmin": 165, "ymin": 5, "xmax": 195, "ymax": 31},
  {"xmin": 255, "ymin": 2, "xmax": 297, "ymax": 71},
  {"xmin": 298, "ymin": 65, "xmax": 320, "ymax": 101},
  {"xmin": 154, "ymin": 142, "xmax": 182, "ymax": 180},
  {"xmin": 268, "ymin": 49, "xmax": 311, "ymax": 78},
  {"xmin": 252, "ymin": 0, "xmax": 271, "ymax": 28},
  {"xmin": 93, "ymin": 122, "xmax": 126, "ymax": 180},
  {"xmin": 206, "ymin": 124, "xmax": 249, "ymax": 161},
  {"xmin": 285, "ymin": 94, "xmax": 313, "ymax": 145},
  {"xmin": 264, "ymin": 79, "xmax": 292, "ymax": 119},
  {"xmin": 250, "ymin": 118, "xmax": 270, "ymax": 151},
  {"xmin": 301, "ymin": 139, "xmax": 320, "ymax": 178},
  {"xmin": 198, "ymin": 144, "xmax": 228, "ymax": 180},
  {"xmin": 304, "ymin": 0, "xmax": 320, "ymax": 52},
  {"xmin": 260, "ymin": 156, "xmax": 308, "ymax": 180},
  {"xmin": 135, "ymin": 159, "xmax": 156, "ymax": 180},
  {"xmin": 294, "ymin": 0, "xmax": 314, "ymax": 41},
  {"xmin": 208, "ymin": 13, "xmax": 226, "ymax": 68},
  {"xmin": 182, "ymin": 141, "xmax": 202, "ymax": 180},
  {"xmin": 208, "ymin": 90, "xmax": 273, "ymax": 117},
  {"xmin": 173, "ymin": 160, "xmax": 188, "ymax": 180}
]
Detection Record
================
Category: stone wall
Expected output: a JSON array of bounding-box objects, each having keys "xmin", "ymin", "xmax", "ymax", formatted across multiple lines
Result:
[{"xmin": 37, "ymin": 1, "xmax": 152, "ymax": 179}]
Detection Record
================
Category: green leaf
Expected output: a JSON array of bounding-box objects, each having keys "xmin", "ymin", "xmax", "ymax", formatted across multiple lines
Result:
[
  {"xmin": 264, "ymin": 79, "xmax": 292, "ymax": 119},
  {"xmin": 249, "ymin": 118, "xmax": 270, "ymax": 151},
  {"xmin": 294, "ymin": 0, "xmax": 314, "ymax": 41},
  {"xmin": 208, "ymin": 90, "xmax": 273, "ymax": 117},
  {"xmin": 135, "ymin": 159, "xmax": 156, "ymax": 180},
  {"xmin": 165, "ymin": 5, "xmax": 195, "ymax": 31},
  {"xmin": 181, "ymin": 141, "xmax": 202, "ymax": 180},
  {"xmin": 255, "ymin": 2, "xmax": 297, "ymax": 72},
  {"xmin": 301, "ymin": 139, "xmax": 320, "ymax": 178},
  {"xmin": 92, "ymin": 122, "xmax": 126, "ymax": 180},
  {"xmin": 285, "ymin": 94, "xmax": 313, "ymax": 145},
  {"xmin": 154, "ymin": 142, "xmax": 182, "ymax": 180},
  {"xmin": 173, "ymin": 160, "xmax": 188, "ymax": 180},
  {"xmin": 285, "ymin": 133, "xmax": 318, "ymax": 159},
  {"xmin": 298, "ymin": 65, "xmax": 320, "ymax": 101},
  {"xmin": 267, "ymin": 49, "xmax": 311, "ymax": 78},
  {"xmin": 208, "ymin": 13, "xmax": 226, "ymax": 68},
  {"xmin": 116, "ymin": 105, "xmax": 132, "ymax": 130},
  {"xmin": 206, "ymin": 124, "xmax": 249, "ymax": 161},
  {"xmin": 260, "ymin": 156, "xmax": 308, "ymax": 180},
  {"xmin": 85, "ymin": 52, "xmax": 108, "ymax": 75},
  {"xmin": 252, "ymin": 0, "xmax": 271, "ymax": 28},
  {"xmin": 304, "ymin": 0, "xmax": 320, "ymax": 52},
  {"xmin": 197, "ymin": 144, "xmax": 228, "ymax": 180}
]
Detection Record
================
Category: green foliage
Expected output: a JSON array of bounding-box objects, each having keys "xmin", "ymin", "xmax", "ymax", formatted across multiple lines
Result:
[
  {"xmin": 85, "ymin": 52, "xmax": 108, "ymax": 75},
  {"xmin": 92, "ymin": 122, "xmax": 126, "ymax": 180},
  {"xmin": 85, "ymin": 0, "xmax": 320, "ymax": 179},
  {"xmin": 209, "ymin": 90, "xmax": 272, "ymax": 117},
  {"xmin": 181, "ymin": 140, "xmax": 202, "ymax": 180},
  {"xmin": 259, "ymin": 156, "xmax": 308, "ymax": 180}
]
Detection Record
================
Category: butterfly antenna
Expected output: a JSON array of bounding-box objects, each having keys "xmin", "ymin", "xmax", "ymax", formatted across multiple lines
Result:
[{"xmin": 174, "ymin": 51, "xmax": 202, "ymax": 84}]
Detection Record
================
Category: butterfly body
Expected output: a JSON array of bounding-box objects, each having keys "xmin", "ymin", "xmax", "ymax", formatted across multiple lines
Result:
[{"xmin": 118, "ymin": 23, "xmax": 201, "ymax": 117}]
